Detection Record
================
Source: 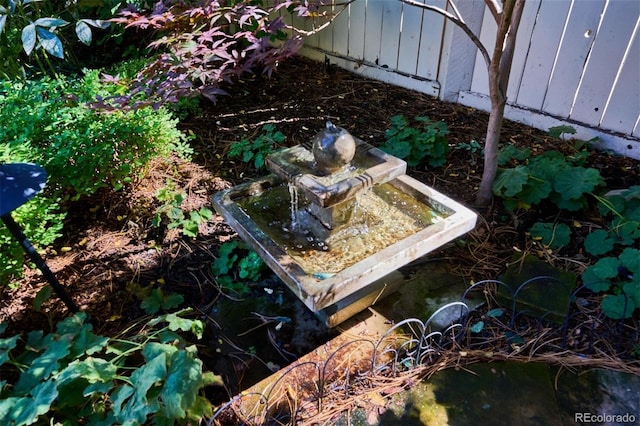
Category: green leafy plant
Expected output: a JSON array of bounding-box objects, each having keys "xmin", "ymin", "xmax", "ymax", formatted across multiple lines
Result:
[
  {"xmin": 212, "ymin": 240, "xmax": 266, "ymax": 296},
  {"xmin": 0, "ymin": 0, "xmax": 116, "ymax": 77},
  {"xmin": 380, "ymin": 115, "xmax": 449, "ymax": 167},
  {"xmin": 493, "ymin": 145, "xmax": 604, "ymax": 211},
  {"xmin": 0, "ymin": 67, "xmax": 192, "ymax": 285},
  {"xmin": 153, "ymin": 182, "xmax": 213, "ymax": 238},
  {"xmin": 529, "ymin": 222, "xmax": 571, "ymax": 250},
  {"xmin": 455, "ymin": 139, "xmax": 484, "ymax": 155},
  {"xmin": 227, "ymin": 124, "xmax": 286, "ymax": 170},
  {"xmin": 127, "ymin": 278, "xmax": 185, "ymax": 316},
  {"xmin": 581, "ymin": 186, "xmax": 640, "ymax": 319},
  {"xmin": 0, "ymin": 310, "xmax": 221, "ymax": 425}
]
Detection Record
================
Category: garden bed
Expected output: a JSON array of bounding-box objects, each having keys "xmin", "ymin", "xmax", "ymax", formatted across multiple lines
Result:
[{"xmin": 1, "ymin": 56, "xmax": 638, "ymax": 407}]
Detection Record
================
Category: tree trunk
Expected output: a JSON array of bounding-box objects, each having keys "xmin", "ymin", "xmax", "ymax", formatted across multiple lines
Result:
[
  {"xmin": 476, "ymin": 98, "xmax": 506, "ymax": 206},
  {"xmin": 475, "ymin": 0, "xmax": 525, "ymax": 206}
]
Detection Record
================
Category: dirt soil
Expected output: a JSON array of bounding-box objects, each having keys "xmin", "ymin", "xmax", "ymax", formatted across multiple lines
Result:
[{"xmin": 1, "ymin": 56, "xmax": 639, "ymax": 398}]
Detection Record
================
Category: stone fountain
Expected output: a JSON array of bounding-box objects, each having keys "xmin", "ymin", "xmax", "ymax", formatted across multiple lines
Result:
[{"xmin": 212, "ymin": 122, "xmax": 477, "ymax": 326}]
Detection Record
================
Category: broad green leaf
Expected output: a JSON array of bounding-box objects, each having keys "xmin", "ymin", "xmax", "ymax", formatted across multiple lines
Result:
[
  {"xmin": 141, "ymin": 288, "xmax": 164, "ymax": 314},
  {"xmin": 56, "ymin": 312, "xmax": 88, "ymax": 335},
  {"xmin": 0, "ymin": 334, "xmax": 19, "ymax": 367},
  {"xmin": 57, "ymin": 357, "xmax": 117, "ymax": 384},
  {"xmin": 589, "ymin": 257, "xmax": 621, "ymax": 279},
  {"xmin": 582, "ymin": 267, "xmax": 611, "ymax": 293},
  {"xmin": 131, "ymin": 353, "xmax": 167, "ymax": 395},
  {"xmin": 110, "ymin": 384, "xmax": 135, "ymax": 419},
  {"xmin": 616, "ymin": 221, "xmax": 640, "ymax": 245},
  {"xmin": 382, "ymin": 140, "xmax": 411, "ymax": 159},
  {"xmin": 33, "ymin": 284, "xmax": 53, "ymax": 311},
  {"xmin": 22, "ymin": 23, "xmax": 37, "ymax": 55},
  {"xmin": 76, "ymin": 20, "xmax": 92, "ymax": 45},
  {"xmin": 143, "ymin": 342, "xmax": 179, "ymax": 362},
  {"xmin": 15, "ymin": 335, "xmax": 72, "ymax": 393},
  {"xmin": 601, "ymin": 294, "xmax": 635, "ymax": 320},
  {"xmin": 552, "ymin": 193, "xmax": 587, "ymax": 211},
  {"xmin": 71, "ymin": 325, "xmax": 109, "ymax": 357},
  {"xmin": 162, "ymin": 293, "xmax": 184, "ymax": 310},
  {"xmin": 185, "ymin": 395, "xmax": 214, "ymax": 420},
  {"xmin": 36, "ymin": 27, "xmax": 64, "ymax": 59},
  {"xmin": 34, "ymin": 17, "xmax": 69, "ymax": 28},
  {"xmin": 11, "ymin": 380, "xmax": 58, "ymax": 425},
  {"xmin": 519, "ymin": 180, "xmax": 552, "ymax": 205},
  {"xmin": 161, "ymin": 350, "xmax": 202, "ymax": 418},
  {"xmin": 0, "ymin": 397, "xmax": 21, "ymax": 423},
  {"xmin": 547, "ymin": 125, "xmax": 576, "ymax": 139},
  {"xmin": 163, "ymin": 312, "xmax": 204, "ymax": 338},
  {"xmin": 553, "ymin": 167, "xmax": 604, "ymax": 200},
  {"xmin": 493, "ymin": 166, "xmax": 529, "ymax": 197},
  {"xmin": 497, "ymin": 144, "xmax": 530, "ymax": 165},
  {"xmin": 529, "ymin": 222, "xmax": 571, "ymax": 249},
  {"xmin": 584, "ymin": 229, "xmax": 616, "ymax": 256},
  {"xmin": 623, "ymin": 281, "xmax": 640, "ymax": 308},
  {"xmin": 619, "ymin": 248, "xmax": 640, "ymax": 274},
  {"xmin": 83, "ymin": 380, "xmax": 114, "ymax": 397},
  {"xmin": 199, "ymin": 208, "xmax": 213, "ymax": 221},
  {"xmin": 83, "ymin": 18, "xmax": 111, "ymax": 30}
]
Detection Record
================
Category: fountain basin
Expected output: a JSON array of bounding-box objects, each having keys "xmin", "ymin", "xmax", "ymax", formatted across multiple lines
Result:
[{"xmin": 212, "ymin": 173, "xmax": 477, "ymax": 326}]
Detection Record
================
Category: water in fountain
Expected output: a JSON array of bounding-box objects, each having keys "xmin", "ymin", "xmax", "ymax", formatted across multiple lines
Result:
[{"xmin": 238, "ymin": 182, "xmax": 447, "ymax": 276}]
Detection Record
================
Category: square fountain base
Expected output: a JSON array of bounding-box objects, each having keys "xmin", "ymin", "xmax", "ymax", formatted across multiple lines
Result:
[{"xmin": 212, "ymin": 174, "xmax": 477, "ymax": 327}]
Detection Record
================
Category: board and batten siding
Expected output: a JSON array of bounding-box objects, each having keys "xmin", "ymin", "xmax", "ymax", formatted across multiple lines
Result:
[{"xmin": 293, "ymin": 0, "xmax": 640, "ymax": 160}]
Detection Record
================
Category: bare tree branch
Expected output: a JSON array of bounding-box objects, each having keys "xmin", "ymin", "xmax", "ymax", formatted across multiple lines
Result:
[
  {"xmin": 399, "ymin": 0, "xmax": 491, "ymax": 70},
  {"xmin": 484, "ymin": 0, "xmax": 502, "ymax": 21},
  {"xmin": 287, "ymin": 0, "xmax": 357, "ymax": 37},
  {"xmin": 498, "ymin": 0, "xmax": 526, "ymax": 93}
]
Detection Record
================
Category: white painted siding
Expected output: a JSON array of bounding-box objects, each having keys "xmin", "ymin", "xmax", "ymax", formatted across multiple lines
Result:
[{"xmin": 295, "ymin": 0, "xmax": 640, "ymax": 159}]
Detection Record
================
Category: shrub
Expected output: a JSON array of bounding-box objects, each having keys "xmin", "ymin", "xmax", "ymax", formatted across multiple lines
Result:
[
  {"xmin": 0, "ymin": 63, "xmax": 192, "ymax": 285},
  {"xmin": 96, "ymin": 0, "xmax": 339, "ymax": 109},
  {"xmin": 380, "ymin": 115, "xmax": 449, "ymax": 168}
]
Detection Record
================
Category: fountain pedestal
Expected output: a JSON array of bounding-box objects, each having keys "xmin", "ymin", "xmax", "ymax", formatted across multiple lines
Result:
[{"xmin": 212, "ymin": 125, "xmax": 477, "ymax": 326}]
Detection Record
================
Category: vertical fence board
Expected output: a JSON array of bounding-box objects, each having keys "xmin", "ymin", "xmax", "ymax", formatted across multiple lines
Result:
[
  {"xmin": 469, "ymin": 5, "xmax": 495, "ymax": 95},
  {"xmin": 332, "ymin": 2, "xmax": 350, "ymax": 56},
  {"xmin": 364, "ymin": 0, "xmax": 385, "ymax": 63},
  {"xmin": 397, "ymin": 1, "xmax": 422, "ymax": 75},
  {"xmin": 570, "ymin": 2, "xmax": 639, "ymax": 126},
  {"xmin": 317, "ymin": 4, "xmax": 334, "ymax": 52},
  {"xmin": 515, "ymin": 0, "xmax": 571, "ymax": 110},
  {"xmin": 416, "ymin": 0, "xmax": 447, "ymax": 81},
  {"xmin": 298, "ymin": 7, "xmax": 320, "ymax": 49},
  {"xmin": 348, "ymin": 1, "xmax": 367, "ymax": 59},
  {"xmin": 505, "ymin": 0, "xmax": 541, "ymax": 102},
  {"xmin": 600, "ymin": 23, "xmax": 640, "ymax": 136},
  {"xmin": 378, "ymin": 1, "xmax": 402, "ymax": 69},
  {"xmin": 542, "ymin": 0, "xmax": 606, "ymax": 118}
]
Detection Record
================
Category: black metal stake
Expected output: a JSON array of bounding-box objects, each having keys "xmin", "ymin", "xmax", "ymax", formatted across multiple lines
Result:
[{"xmin": 2, "ymin": 213, "xmax": 78, "ymax": 313}]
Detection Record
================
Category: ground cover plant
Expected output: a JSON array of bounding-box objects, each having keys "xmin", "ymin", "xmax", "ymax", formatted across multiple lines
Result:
[
  {"xmin": 1, "ymin": 54, "xmax": 638, "ymax": 424},
  {"xmin": 0, "ymin": 62, "xmax": 191, "ymax": 286}
]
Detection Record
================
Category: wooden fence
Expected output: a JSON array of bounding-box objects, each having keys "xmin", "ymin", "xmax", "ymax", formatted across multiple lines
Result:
[{"xmin": 286, "ymin": 0, "xmax": 640, "ymax": 159}]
